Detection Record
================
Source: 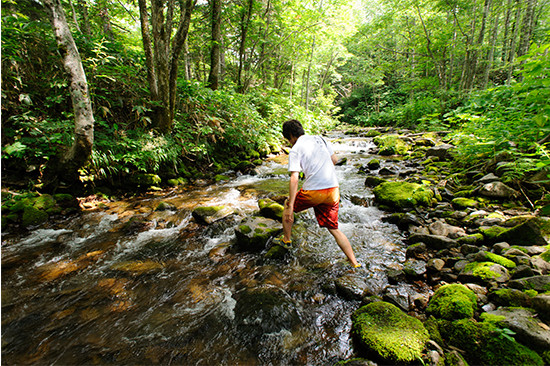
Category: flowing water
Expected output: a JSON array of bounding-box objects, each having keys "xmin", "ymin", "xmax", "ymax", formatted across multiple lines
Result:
[{"xmin": 1, "ymin": 133, "xmax": 407, "ymax": 365}]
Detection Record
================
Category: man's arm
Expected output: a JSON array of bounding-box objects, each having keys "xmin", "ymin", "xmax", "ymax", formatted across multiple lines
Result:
[
  {"xmin": 284, "ymin": 171, "xmax": 300, "ymax": 223},
  {"xmin": 331, "ymin": 154, "xmax": 338, "ymax": 165}
]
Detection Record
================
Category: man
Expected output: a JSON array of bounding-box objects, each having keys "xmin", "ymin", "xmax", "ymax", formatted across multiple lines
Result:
[{"xmin": 274, "ymin": 119, "xmax": 361, "ymax": 268}]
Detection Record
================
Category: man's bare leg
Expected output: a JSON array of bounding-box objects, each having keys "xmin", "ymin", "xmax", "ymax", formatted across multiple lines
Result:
[
  {"xmin": 282, "ymin": 200, "xmax": 293, "ymax": 242},
  {"xmin": 328, "ymin": 228, "xmax": 359, "ymax": 267}
]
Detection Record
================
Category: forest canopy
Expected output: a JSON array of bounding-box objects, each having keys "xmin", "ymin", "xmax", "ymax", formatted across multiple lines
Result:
[{"xmin": 1, "ymin": 0, "xmax": 549, "ymax": 193}]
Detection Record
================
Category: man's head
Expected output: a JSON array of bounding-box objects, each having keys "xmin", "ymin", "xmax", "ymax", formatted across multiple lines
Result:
[{"xmin": 282, "ymin": 119, "xmax": 305, "ymax": 141}]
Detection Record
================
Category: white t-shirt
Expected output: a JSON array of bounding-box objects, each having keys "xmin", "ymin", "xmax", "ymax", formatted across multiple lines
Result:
[{"xmin": 288, "ymin": 135, "xmax": 339, "ymax": 190}]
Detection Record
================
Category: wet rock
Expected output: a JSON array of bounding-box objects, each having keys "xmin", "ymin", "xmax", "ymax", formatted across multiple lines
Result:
[
  {"xmin": 110, "ymin": 260, "xmax": 164, "ymax": 275},
  {"xmin": 426, "ymin": 284, "xmax": 477, "ymax": 320},
  {"xmin": 428, "ymin": 220, "xmax": 466, "ymax": 238},
  {"xmin": 233, "ymin": 286, "xmax": 301, "ymax": 347},
  {"xmin": 496, "ymin": 217, "xmax": 549, "ymax": 246},
  {"xmin": 488, "ymin": 288, "xmax": 532, "ymax": 307},
  {"xmin": 378, "ymin": 167, "xmax": 397, "ymax": 175},
  {"xmin": 532, "ymin": 295, "xmax": 550, "ymax": 320},
  {"xmin": 335, "ymin": 274, "xmax": 370, "ymax": 300},
  {"xmin": 192, "ymin": 205, "xmax": 235, "ymax": 225},
  {"xmin": 452, "ymin": 197, "xmax": 479, "ymax": 209},
  {"xmin": 37, "ymin": 250, "xmax": 105, "ymax": 282},
  {"xmin": 402, "ymin": 259, "xmax": 426, "ymax": 278},
  {"xmin": 264, "ymin": 244, "xmax": 289, "ymax": 260},
  {"xmin": 425, "ymin": 144, "xmax": 455, "ymax": 160},
  {"xmin": 366, "ymin": 159, "xmax": 380, "ymax": 169},
  {"xmin": 459, "ymin": 262, "xmax": 510, "ymax": 283},
  {"xmin": 475, "ymin": 251, "xmax": 516, "ymax": 269},
  {"xmin": 406, "ymin": 243, "xmax": 427, "ymax": 260},
  {"xmin": 373, "ymin": 181, "xmax": 434, "ymax": 209},
  {"xmin": 530, "ymin": 256, "xmax": 550, "ymax": 274},
  {"xmin": 509, "ymin": 275, "xmax": 550, "ymax": 291},
  {"xmin": 492, "ymin": 242, "xmax": 510, "ymax": 254},
  {"xmin": 477, "ymin": 173, "xmax": 500, "ymax": 184},
  {"xmin": 351, "ymin": 301, "xmax": 429, "ymax": 363},
  {"xmin": 426, "ymin": 258, "xmax": 445, "ymax": 272},
  {"xmin": 408, "ymin": 233, "xmax": 457, "ymax": 250},
  {"xmin": 479, "ymin": 181, "xmax": 518, "ymax": 199},
  {"xmin": 373, "ymin": 134, "xmax": 409, "ymax": 156},
  {"xmin": 364, "ymin": 176, "xmax": 386, "ymax": 188},
  {"xmin": 457, "ymin": 233, "xmax": 484, "ymax": 245},
  {"xmin": 258, "ymin": 198, "xmax": 284, "ymax": 221},
  {"xmin": 486, "ymin": 307, "xmax": 550, "ymax": 352},
  {"xmin": 234, "ymin": 216, "xmax": 282, "ymax": 251},
  {"xmin": 510, "ymin": 264, "xmax": 536, "ymax": 279},
  {"xmin": 155, "ymin": 201, "xmax": 176, "ymax": 211}
]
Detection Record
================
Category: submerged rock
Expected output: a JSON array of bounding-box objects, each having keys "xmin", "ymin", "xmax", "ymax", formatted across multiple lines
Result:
[
  {"xmin": 351, "ymin": 301, "xmax": 429, "ymax": 363},
  {"xmin": 234, "ymin": 216, "xmax": 282, "ymax": 251},
  {"xmin": 192, "ymin": 205, "xmax": 235, "ymax": 225}
]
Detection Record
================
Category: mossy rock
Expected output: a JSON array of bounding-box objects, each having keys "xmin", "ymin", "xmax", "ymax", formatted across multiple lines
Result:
[
  {"xmin": 214, "ymin": 174, "xmax": 231, "ymax": 182},
  {"xmin": 364, "ymin": 176, "xmax": 386, "ymax": 188},
  {"xmin": 373, "ymin": 181, "xmax": 434, "ymax": 209},
  {"xmin": 130, "ymin": 173, "xmax": 162, "ymax": 187},
  {"xmin": 488, "ymin": 288, "xmax": 532, "ymax": 307},
  {"xmin": 258, "ymin": 198, "xmax": 284, "ymax": 221},
  {"xmin": 452, "ymin": 197, "xmax": 479, "ymax": 209},
  {"xmin": 264, "ymin": 244, "xmax": 289, "ymax": 259},
  {"xmin": 496, "ymin": 217, "xmax": 549, "ymax": 246},
  {"xmin": 31, "ymin": 194, "xmax": 56, "ymax": 211},
  {"xmin": 167, "ymin": 177, "xmax": 188, "ymax": 186},
  {"xmin": 351, "ymin": 301, "xmax": 429, "ymax": 363},
  {"xmin": 426, "ymin": 284, "xmax": 477, "ymax": 320},
  {"xmin": 461, "ymin": 261, "xmax": 510, "ymax": 283},
  {"xmin": 373, "ymin": 135, "xmax": 409, "ymax": 155},
  {"xmin": 437, "ymin": 318, "xmax": 544, "ymax": 366},
  {"xmin": 479, "ymin": 251, "xmax": 516, "ymax": 269},
  {"xmin": 365, "ymin": 129, "xmax": 381, "ymax": 137},
  {"xmin": 367, "ymin": 159, "xmax": 380, "ymax": 169},
  {"xmin": 21, "ymin": 206, "xmax": 49, "ymax": 227},
  {"xmin": 480, "ymin": 226, "xmax": 508, "ymax": 241},
  {"xmin": 192, "ymin": 205, "xmax": 234, "ymax": 225},
  {"xmin": 541, "ymin": 247, "xmax": 550, "ymax": 262},
  {"xmin": 234, "ymin": 216, "xmax": 282, "ymax": 251},
  {"xmin": 457, "ymin": 233, "xmax": 484, "ymax": 245}
]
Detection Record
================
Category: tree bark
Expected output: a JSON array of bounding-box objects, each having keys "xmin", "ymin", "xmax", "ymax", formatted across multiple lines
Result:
[
  {"xmin": 42, "ymin": 0, "xmax": 94, "ymax": 189},
  {"xmin": 237, "ymin": 0, "xmax": 254, "ymax": 93},
  {"xmin": 518, "ymin": 0, "xmax": 536, "ymax": 57},
  {"xmin": 77, "ymin": 0, "xmax": 91, "ymax": 36},
  {"xmin": 138, "ymin": 0, "xmax": 195, "ymax": 133},
  {"xmin": 506, "ymin": 0, "xmax": 522, "ymax": 85},
  {"xmin": 208, "ymin": 0, "xmax": 222, "ymax": 90},
  {"xmin": 482, "ymin": 2, "xmax": 500, "ymax": 89}
]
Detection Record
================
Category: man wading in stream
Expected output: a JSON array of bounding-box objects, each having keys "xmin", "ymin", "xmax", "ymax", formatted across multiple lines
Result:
[{"xmin": 273, "ymin": 119, "xmax": 361, "ymax": 268}]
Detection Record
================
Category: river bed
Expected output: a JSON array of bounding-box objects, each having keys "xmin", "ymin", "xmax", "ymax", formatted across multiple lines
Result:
[{"xmin": 1, "ymin": 133, "xmax": 407, "ymax": 365}]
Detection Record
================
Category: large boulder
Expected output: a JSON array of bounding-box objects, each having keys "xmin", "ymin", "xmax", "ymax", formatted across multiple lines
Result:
[
  {"xmin": 351, "ymin": 301, "xmax": 429, "ymax": 363},
  {"xmin": 192, "ymin": 205, "xmax": 235, "ymax": 224},
  {"xmin": 373, "ymin": 135, "xmax": 409, "ymax": 155},
  {"xmin": 496, "ymin": 217, "xmax": 549, "ymax": 246},
  {"xmin": 373, "ymin": 181, "xmax": 434, "ymax": 209},
  {"xmin": 459, "ymin": 262, "xmax": 510, "ymax": 283},
  {"xmin": 485, "ymin": 307, "xmax": 550, "ymax": 352},
  {"xmin": 425, "ymin": 143, "xmax": 455, "ymax": 160},
  {"xmin": 426, "ymin": 284, "xmax": 477, "ymax": 320},
  {"xmin": 258, "ymin": 198, "xmax": 284, "ymax": 221},
  {"xmin": 479, "ymin": 181, "xmax": 518, "ymax": 199},
  {"xmin": 437, "ymin": 318, "xmax": 544, "ymax": 366},
  {"xmin": 234, "ymin": 216, "xmax": 282, "ymax": 251},
  {"xmin": 508, "ymin": 275, "xmax": 550, "ymax": 291}
]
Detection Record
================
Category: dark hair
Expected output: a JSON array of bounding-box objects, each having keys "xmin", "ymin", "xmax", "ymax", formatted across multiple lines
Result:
[{"xmin": 282, "ymin": 119, "xmax": 305, "ymax": 140}]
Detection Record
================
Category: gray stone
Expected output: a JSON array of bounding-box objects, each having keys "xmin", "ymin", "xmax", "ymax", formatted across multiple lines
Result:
[
  {"xmin": 193, "ymin": 205, "xmax": 235, "ymax": 224},
  {"xmin": 429, "ymin": 220, "xmax": 466, "ymax": 238},
  {"xmin": 531, "ymin": 256, "xmax": 550, "ymax": 275},
  {"xmin": 509, "ymin": 275, "xmax": 550, "ymax": 291},
  {"xmin": 487, "ymin": 307, "xmax": 550, "ymax": 351},
  {"xmin": 426, "ymin": 258, "xmax": 445, "ymax": 272},
  {"xmin": 479, "ymin": 181, "xmax": 519, "ymax": 199},
  {"xmin": 426, "ymin": 144, "xmax": 455, "ymax": 160},
  {"xmin": 408, "ymin": 233, "xmax": 457, "ymax": 250},
  {"xmin": 406, "ymin": 243, "xmax": 427, "ymax": 259},
  {"xmin": 403, "ymin": 259, "xmax": 427, "ymax": 278},
  {"xmin": 477, "ymin": 173, "xmax": 500, "ymax": 184},
  {"xmin": 532, "ymin": 295, "xmax": 550, "ymax": 319},
  {"xmin": 511, "ymin": 264, "xmax": 536, "ymax": 279},
  {"xmin": 492, "ymin": 242, "xmax": 510, "ymax": 254}
]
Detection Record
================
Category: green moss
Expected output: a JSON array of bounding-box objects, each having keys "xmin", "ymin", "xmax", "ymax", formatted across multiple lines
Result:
[
  {"xmin": 373, "ymin": 181, "xmax": 434, "ymax": 209},
  {"xmin": 194, "ymin": 205, "xmax": 225, "ymax": 217},
  {"xmin": 464, "ymin": 262, "xmax": 500, "ymax": 280},
  {"xmin": 483, "ymin": 251, "xmax": 517, "ymax": 269},
  {"xmin": 352, "ymin": 301, "xmax": 429, "ymax": 363},
  {"xmin": 424, "ymin": 316, "xmax": 444, "ymax": 345},
  {"xmin": 31, "ymin": 194, "xmax": 56, "ymax": 210},
  {"xmin": 373, "ymin": 134, "xmax": 409, "ymax": 155},
  {"xmin": 480, "ymin": 226, "xmax": 508, "ymax": 241},
  {"xmin": 131, "ymin": 173, "xmax": 162, "ymax": 186},
  {"xmin": 427, "ymin": 284, "xmax": 477, "ymax": 320},
  {"xmin": 238, "ymin": 225, "xmax": 252, "ymax": 234},
  {"xmin": 457, "ymin": 233, "xmax": 484, "ymax": 245},
  {"xmin": 438, "ymin": 318, "xmax": 544, "ymax": 366},
  {"xmin": 21, "ymin": 206, "xmax": 49, "ymax": 227},
  {"xmin": 452, "ymin": 197, "xmax": 479, "ymax": 209},
  {"xmin": 489, "ymin": 288, "xmax": 531, "ymax": 307},
  {"xmin": 541, "ymin": 247, "xmax": 550, "ymax": 262},
  {"xmin": 479, "ymin": 312, "xmax": 506, "ymax": 324}
]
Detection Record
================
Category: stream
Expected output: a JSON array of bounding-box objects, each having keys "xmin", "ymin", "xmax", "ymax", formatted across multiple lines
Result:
[{"xmin": 1, "ymin": 133, "xmax": 408, "ymax": 365}]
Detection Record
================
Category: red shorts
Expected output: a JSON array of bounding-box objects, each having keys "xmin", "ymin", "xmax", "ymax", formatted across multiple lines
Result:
[{"xmin": 293, "ymin": 187, "xmax": 340, "ymax": 229}]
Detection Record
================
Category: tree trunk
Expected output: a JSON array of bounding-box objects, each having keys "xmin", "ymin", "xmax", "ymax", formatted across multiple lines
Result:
[
  {"xmin": 207, "ymin": 0, "xmax": 222, "ymax": 90},
  {"xmin": 42, "ymin": 0, "xmax": 94, "ymax": 189},
  {"xmin": 501, "ymin": 0, "xmax": 513, "ymax": 62},
  {"xmin": 77, "ymin": 0, "xmax": 91, "ymax": 36},
  {"xmin": 518, "ymin": 0, "xmax": 536, "ymax": 57},
  {"xmin": 506, "ymin": 0, "xmax": 522, "ymax": 85},
  {"xmin": 304, "ymin": 34, "xmax": 316, "ymax": 110},
  {"xmin": 237, "ymin": 0, "xmax": 253, "ymax": 93},
  {"xmin": 138, "ymin": 0, "xmax": 195, "ymax": 133},
  {"xmin": 482, "ymin": 3, "xmax": 500, "ymax": 89}
]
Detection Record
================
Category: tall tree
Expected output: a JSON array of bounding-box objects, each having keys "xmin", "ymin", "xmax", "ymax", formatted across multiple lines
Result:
[
  {"xmin": 138, "ymin": 0, "xmax": 196, "ymax": 133},
  {"xmin": 207, "ymin": 0, "xmax": 222, "ymax": 90},
  {"xmin": 41, "ymin": 0, "xmax": 95, "ymax": 189}
]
